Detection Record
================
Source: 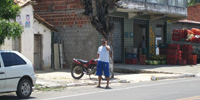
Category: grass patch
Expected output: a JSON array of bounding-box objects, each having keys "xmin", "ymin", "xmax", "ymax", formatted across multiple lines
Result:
[{"xmin": 37, "ymin": 86, "xmax": 65, "ymax": 92}]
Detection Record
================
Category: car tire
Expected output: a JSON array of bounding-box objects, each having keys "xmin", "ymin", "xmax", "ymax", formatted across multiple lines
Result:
[{"xmin": 16, "ymin": 79, "xmax": 32, "ymax": 99}]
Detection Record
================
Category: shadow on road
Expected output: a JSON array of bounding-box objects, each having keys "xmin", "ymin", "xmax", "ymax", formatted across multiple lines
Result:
[{"xmin": 0, "ymin": 96, "xmax": 36, "ymax": 100}]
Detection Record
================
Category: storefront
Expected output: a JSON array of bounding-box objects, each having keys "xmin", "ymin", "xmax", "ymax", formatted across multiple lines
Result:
[
  {"xmin": 97, "ymin": 15, "xmax": 170, "ymax": 64},
  {"xmin": 97, "ymin": 0, "xmax": 188, "ymax": 65}
]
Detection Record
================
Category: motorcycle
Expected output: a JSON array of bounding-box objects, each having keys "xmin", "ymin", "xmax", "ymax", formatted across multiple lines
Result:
[{"xmin": 71, "ymin": 58, "xmax": 114, "ymax": 79}]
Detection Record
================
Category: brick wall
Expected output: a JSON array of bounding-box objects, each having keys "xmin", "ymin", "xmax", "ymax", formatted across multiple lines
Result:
[
  {"xmin": 34, "ymin": 0, "xmax": 98, "ymax": 68},
  {"xmin": 187, "ymin": 4, "xmax": 200, "ymax": 21},
  {"xmin": 37, "ymin": 13, "xmax": 90, "ymax": 27},
  {"xmin": 34, "ymin": 0, "xmax": 83, "ymax": 11},
  {"xmin": 34, "ymin": 0, "xmax": 90, "ymax": 27}
]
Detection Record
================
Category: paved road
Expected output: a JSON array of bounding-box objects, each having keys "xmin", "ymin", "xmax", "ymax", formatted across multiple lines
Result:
[{"xmin": 1, "ymin": 77, "xmax": 200, "ymax": 100}]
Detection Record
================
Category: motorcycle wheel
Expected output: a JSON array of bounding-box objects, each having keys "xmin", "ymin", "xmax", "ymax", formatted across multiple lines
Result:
[{"xmin": 71, "ymin": 65, "xmax": 84, "ymax": 79}]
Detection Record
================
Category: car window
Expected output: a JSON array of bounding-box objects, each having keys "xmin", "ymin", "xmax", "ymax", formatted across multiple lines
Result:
[{"xmin": 1, "ymin": 53, "xmax": 26, "ymax": 67}]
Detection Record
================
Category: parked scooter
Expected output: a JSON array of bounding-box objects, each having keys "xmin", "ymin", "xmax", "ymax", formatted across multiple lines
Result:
[{"xmin": 71, "ymin": 58, "xmax": 114, "ymax": 79}]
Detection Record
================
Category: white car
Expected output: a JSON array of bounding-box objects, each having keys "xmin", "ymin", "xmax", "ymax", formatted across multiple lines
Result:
[{"xmin": 0, "ymin": 51, "xmax": 36, "ymax": 98}]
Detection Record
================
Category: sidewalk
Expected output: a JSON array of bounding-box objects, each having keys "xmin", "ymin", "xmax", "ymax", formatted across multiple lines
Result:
[
  {"xmin": 35, "ymin": 64, "xmax": 200, "ymax": 90},
  {"xmin": 114, "ymin": 64, "xmax": 200, "ymax": 74}
]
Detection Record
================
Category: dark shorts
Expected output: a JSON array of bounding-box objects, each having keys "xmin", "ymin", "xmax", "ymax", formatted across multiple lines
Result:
[{"xmin": 96, "ymin": 60, "xmax": 110, "ymax": 77}]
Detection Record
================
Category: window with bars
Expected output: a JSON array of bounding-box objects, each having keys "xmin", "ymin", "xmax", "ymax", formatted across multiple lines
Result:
[
  {"xmin": 131, "ymin": 0, "xmax": 187, "ymax": 7},
  {"xmin": 168, "ymin": 0, "xmax": 187, "ymax": 7},
  {"xmin": 147, "ymin": 0, "xmax": 165, "ymax": 4}
]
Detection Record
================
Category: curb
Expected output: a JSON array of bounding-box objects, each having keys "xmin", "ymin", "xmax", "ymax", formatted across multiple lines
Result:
[
  {"xmin": 114, "ymin": 68, "xmax": 175, "ymax": 74},
  {"xmin": 35, "ymin": 79, "xmax": 130, "ymax": 90},
  {"xmin": 35, "ymin": 73, "xmax": 197, "ymax": 90},
  {"xmin": 195, "ymin": 73, "xmax": 200, "ymax": 77},
  {"xmin": 151, "ymin": 73, "xmax": 196, "ymax": 81},
  {"xmin": 35, "ymin": 69, "xmax": 200, "ymax": 90}
]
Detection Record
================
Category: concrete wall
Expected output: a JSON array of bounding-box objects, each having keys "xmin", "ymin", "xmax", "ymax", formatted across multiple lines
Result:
[
  {"xmin": 55, "ymin": 24, "xmax": 98, "ymax": 65},
  {"xmin": 20, "ymin": 4, "xmax": 34, "ymax": 63},
  {"xmin": 124, "ymin": 18, "xmax": 134, "ymax": 48},
  {"xmin": 117, "ymin": 0, "xmax": 187, "ymax": 16},
  {"xmin": 33, "ymin": 19, "xmax": 52, "ymax": 68},
  {"xmin": 1, "ymin": 38, "xmax": 13, "ymax": 51}
]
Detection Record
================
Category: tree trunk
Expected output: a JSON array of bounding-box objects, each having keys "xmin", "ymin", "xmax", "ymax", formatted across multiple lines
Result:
[
  {"xmin": 82, "ymin": 0, "xmax": 119, "ymax": 78},
  {"xmin": 107, "ymin": 32, "xmax": 114, "ymax": 78}
]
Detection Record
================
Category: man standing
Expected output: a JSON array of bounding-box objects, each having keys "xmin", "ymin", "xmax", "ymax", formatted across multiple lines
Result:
[{"xmin": 96, "ymin": 38, "xmax": 111, "ymax": 89}]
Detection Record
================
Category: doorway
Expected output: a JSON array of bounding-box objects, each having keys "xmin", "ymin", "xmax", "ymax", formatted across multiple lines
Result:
[
  {"xmin": 133, "ymin": 24, "xmax": 147, "ymax": 48},
  {"xmin": 156, "ymin": 25, "xmax": 164, "ymax": 55},
  {"xmin": 34, "ymin": 34, "xmax": 42, "ymax": 70}
]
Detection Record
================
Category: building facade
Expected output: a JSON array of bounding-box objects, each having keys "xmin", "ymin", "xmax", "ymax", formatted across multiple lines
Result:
[
  {"xmin": 33, "ymin": 0, "xmax": 188, "ymax": 65},
  {"xmin": 1, "ymin": 1, "xmax": 57, "ymax": 69}
]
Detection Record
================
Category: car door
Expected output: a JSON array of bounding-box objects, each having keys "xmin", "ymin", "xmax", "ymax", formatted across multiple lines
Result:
[
  {"xmin": 0, "ymin": 54, "xmax": 6, "ymax": 91},
  {"xmin": 1, "ymin": 52, "xmax": 27, "ymax": 91}
]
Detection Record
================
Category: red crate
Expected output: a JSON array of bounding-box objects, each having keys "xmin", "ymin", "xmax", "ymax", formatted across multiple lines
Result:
[
  {"xmin": 140, "ymin": 55, "xmax": 146, "ymax": 59},
  {"xmin": 187, "ymin": 60, "xmax": 197, "ymax": 65},
  {"xmin": 159, "ymin": 49, "xmax": 167, "ymax": 55},
  {"xmin": 180, "ymin": 32, "xmax": 185, "ymax": 38},
  {"xmin": 132, "ymin": 59, "xmax": 138, "ymax": 65},
  {"xmin": 191, "ymin": 38, "xmax": 200, "ymax": 43},
  {"xmin": 168, "ymin": 44, "xmax": 180, "ymax": 50},
  {"xmin": 178, "ymin": 60, "xmax": 187, "ymax": 65},
  {"xmin": 167, "ymin": 55, "xmax": 178, "ymax": 60},
  {"xmin": 173, "ymin": 29, "xmax": 182, "ymax": 34},
  {"xmin": 182, "ymin": 50, "xmax": 193, "ymax": 55},
  {"xmin": 167, "ymin": 50, "xmax": 182, "ymax": 55},
  {"xmin": 139, "ymin": 55, "xmax": 146, "ymax": 63},
  {"xmin": 172, "ymin": 34, "xmax": 181, "ymax": 41},
  {"xmin": 178, "ymin": 57, "xmax": 182, "ymax": 60},
  {"xmin": 125, "ymin": 59, "xmax": 137, "ymax": 65},
  {"xmin": 139, "ymin": 60, "xmax": 146, "ymax": 65},
  {"xmin": 181, "ymin": 45, "xmax": 193, "ymax": 51},
  {"xmin": 167, "ymin": 55, "xmax": 182, "ymax": 61},
  {"xmin": 167, "ymin": 60, "xmax": 177, "ymax": 65},
  {"xmin": 182, "ymin": 55, "xmax": 188, "ymax": 60},
  {"xmin": 172, "ymin": 34, "xmax": 181, "ymax": 38},
  {"xmin": 183, "ymin": 30, "xmax": 188, "ymax": 38},
  {"xmin": 125, "ymin": 59, "xmax": 132, "ymax": 64},
  {"xmin": 188, "ymin": 55, "xmax": 197, "ymax": 60},
  {"xmin": 172, "ymin": 37, "xmax": 180, "ymax": 41}
]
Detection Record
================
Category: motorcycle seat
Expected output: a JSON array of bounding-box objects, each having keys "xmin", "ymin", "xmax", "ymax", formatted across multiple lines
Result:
[{"xmin": 77, "ymin": 59, "xmax": 89, "ymax": 64}]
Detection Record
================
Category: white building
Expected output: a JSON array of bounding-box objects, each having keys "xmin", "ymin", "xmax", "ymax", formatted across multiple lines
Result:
[{"xmin": 1, "ymin": 0, "xmax": 57, "ymax": 70}]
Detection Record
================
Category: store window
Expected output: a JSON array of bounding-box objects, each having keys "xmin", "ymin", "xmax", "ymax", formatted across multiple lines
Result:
[
  {"xmin": 134, "ymin": 0, "xmax": 145, "ymax": 2},
  {"xmin": 147, "ymin": 0, "xmax": 165, "ymax": 4},
  {"xmin": 168, "ymin": 0, "xmax": 176, "ymax": 6},
  {"xmin": 168, "ymin": 0, "xmax": 186, "ymax": 7},
  {"xmin": 177, "ymin": 0, "xmax": 185, "ymax": 7}
]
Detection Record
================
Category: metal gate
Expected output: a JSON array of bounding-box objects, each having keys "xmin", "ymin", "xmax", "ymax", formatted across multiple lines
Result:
[{"xmin": 110, "ymin": 17, "xmax": 124, "ymax": 63}]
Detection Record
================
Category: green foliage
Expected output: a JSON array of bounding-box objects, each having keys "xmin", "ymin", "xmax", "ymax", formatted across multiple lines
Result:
[
  {"xmin": 188, "ymin": 0, "xmax": 200, "ymax": 7},
  {"xmin": 0, "ymin": 0, "xmax": 23, "ymax": 45}
]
